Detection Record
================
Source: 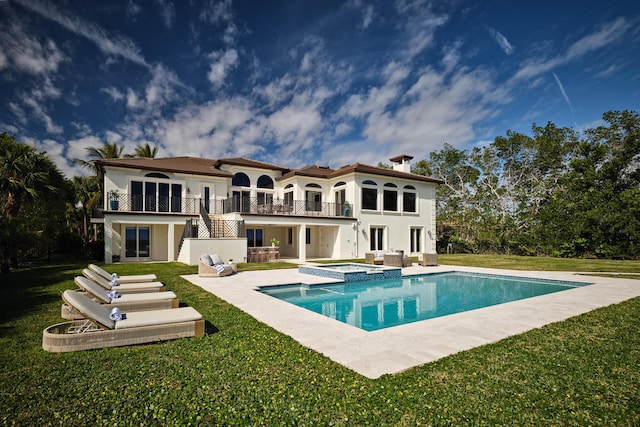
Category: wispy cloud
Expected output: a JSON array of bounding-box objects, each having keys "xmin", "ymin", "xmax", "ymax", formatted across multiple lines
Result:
[
  {"xmin": 552, "ymin": 72, "xmax": 572, "ymax": 109},
  {"xmin": 486, "ymin": 26, "xmax": 515, "ymax": 55},
  {"xmin": 512, "ymin": 17, "xmax": 630, "ymax": 81},
  {"xmin": 14, "ymin": 0, "xmax": 150, "ymax": 68}
]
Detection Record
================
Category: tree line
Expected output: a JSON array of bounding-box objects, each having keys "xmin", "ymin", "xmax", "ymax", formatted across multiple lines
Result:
[
  {"xmin": 1, "ymin": 110, "xmax": 638, "ymax": 272},
  {"xmin": 414, "ymin": 110, "xmax": 640, "ymax": 259}
]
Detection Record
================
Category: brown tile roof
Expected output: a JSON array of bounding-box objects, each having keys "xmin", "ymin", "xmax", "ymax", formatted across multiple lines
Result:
[
  {"xmin": 95, "ymin": 157, "xmax": 233, "ymax": 177},
  {"xmin": 96, "ymin": 156, "xmax": 443, "ymax": 184},
  {"xmin": 212, "ymin": 157, "xmax": 289, "ymax": 171},
  {"xmin": 279, "ymin": 162, "xmax": 443, "ymax": 184}
]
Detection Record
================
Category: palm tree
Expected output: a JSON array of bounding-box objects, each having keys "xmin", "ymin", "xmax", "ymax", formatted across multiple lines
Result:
[
  {"xmin": 127, "ymin": 142, "xmax": 159, "ymax": 158},
  {"xmin": 0, "ymin": 133, "xmax": 67, "ymax": 273},
  {"xmin": 0, "ymin": 133, "xmax": 61, "ymax": 218},
  {"xmin": 71, "ymin": 176, "xmax": 100, "ymax": 242},
  {"xmin": 73, "ymin": 141, "xmax": 125, "ymax": 173}
]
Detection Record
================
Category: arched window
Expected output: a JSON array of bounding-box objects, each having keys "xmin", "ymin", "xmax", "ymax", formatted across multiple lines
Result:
[
  {"xmin": 232, "ymin": 172, "xmax": 250, "ymax": 187},
  {"xmin": 383, "ymin": 183, "xmax": 398, "ymax": 211},
  {"xmin": 145, "ymin": 172, "xmax": 170, "ymax": 179},
  {"xmin": 333, "ymin": 181, "xmax": 346, "ymax": 188},
  {"xmin": 403, "ymin": 185, "xmax": 417, "ymax": 213},
  {"xmin": 305, "ymin": 184, "xmax": 322, "ymax": 211},
  {"xmin": 257, "ymin": 175, "xmax": 274, "ymax": 189},
  {"xmin": 362, "ymin": 180, "xmax": 377, "ymax": 210}
]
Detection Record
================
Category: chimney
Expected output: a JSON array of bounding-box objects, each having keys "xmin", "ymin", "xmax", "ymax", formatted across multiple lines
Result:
[{"xmin": 389, "ymin": 154, "xmax": 413, "ymax": 173}]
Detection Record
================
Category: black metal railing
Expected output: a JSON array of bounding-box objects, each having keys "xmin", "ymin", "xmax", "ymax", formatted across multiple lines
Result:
[
  {"xmin": 106, "ymin": 193, "xmax": 199, "ymax": 214},
  {"xmin": 183, "ymin": 218, "xmax": 245, "ymax": 239},
  {"xmin": 220, "ymin": 196, "xmax": 352, "ymax": 218},
  {"xmin": 105, "ymin": 193, "xmax": 354, "ymax": 218}
]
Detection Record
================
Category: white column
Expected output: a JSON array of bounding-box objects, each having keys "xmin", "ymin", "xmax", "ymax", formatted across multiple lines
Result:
[
  {"xmin": 168, "ymin": 223, "xmax": 175, "ymax": 261},
  {"xmin": 298, "ymin": 224, "xmax": 307, "ymax": 262},
  {"xmin": 105, "ymin": 217, "xmax": 113, "ymax": 264}
]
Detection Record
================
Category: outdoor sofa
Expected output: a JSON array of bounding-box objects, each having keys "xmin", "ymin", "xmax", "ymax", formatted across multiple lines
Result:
[{"xmin": 198, "ymin": 254, "xmax": 235, "ymax": 277}]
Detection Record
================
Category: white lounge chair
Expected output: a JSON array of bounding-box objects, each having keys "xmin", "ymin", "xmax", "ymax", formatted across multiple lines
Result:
[
  {"xmin": 88, "ymin": 264, "xmax": 157, "ymax": 284},
  {"xmin": 82, "ymin": 268, "xmax": 165, "ymax": 293},
  {"xmin": 43, "ymin": 290, "xmax": 204, "ymax": 353},
  {"xmin": 61, "ymin": 276, "xmax": 179, "ymax": 320}
]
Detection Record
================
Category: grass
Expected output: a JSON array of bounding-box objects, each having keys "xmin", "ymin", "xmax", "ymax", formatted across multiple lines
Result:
[{"xmin": 1, "ymin": 255, "xmax": 639, "ymax": 425}]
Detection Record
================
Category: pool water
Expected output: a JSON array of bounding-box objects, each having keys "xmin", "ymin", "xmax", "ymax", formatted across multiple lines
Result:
[{"xmin": 260, "ymin": 272, "xmax": 591, "ymax": 331}]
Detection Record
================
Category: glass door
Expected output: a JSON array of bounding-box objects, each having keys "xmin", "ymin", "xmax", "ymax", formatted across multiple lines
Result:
[{"xmin": 125, "ymin": 226, "xmax": 150, "ymax": 259}]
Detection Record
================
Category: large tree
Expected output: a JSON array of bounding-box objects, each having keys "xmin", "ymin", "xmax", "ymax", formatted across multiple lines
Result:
[{"xmin": 0, "ymin": 133, "xmax": 70, "ymax": 272}]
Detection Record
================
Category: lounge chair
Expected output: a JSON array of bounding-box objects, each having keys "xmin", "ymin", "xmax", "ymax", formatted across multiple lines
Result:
[
  {"xmin": 82, "ymin": 268, "xmax": 165, "ymax": 293},
  {"xmin": 198, "ymin": 254, "xmax": 234, "ymax": 278},
  {"xmin": 88, "ymin": 264, "xmax": 157, "ymax": 284},
  {"xmin": 61, "ymin": 276, "xmax": 179, "ymax": 320},
  {"xmin": 418, "ymin": 253, "xmax": 438, "ymax": 266},
  {"xmin": 43, "ymin": 290, "xmax": 204, "ymax": 353}
]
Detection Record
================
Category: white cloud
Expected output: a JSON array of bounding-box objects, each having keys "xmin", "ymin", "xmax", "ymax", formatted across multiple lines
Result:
[
  {"xmin": 486, "ymin": 26, "xmax": 515, "ymax": 55},
  {"xmin": 0, "ymin": 21, "xmax": 66, "ymax": 75},
  {"xmin": 207, "ymin": 49, "xmax": 239, "ymax": 87},
  {"xmin": 101, "ymin": 87, "xmax": 125, "ymax": 102},
  {"xmin": 154, "ymin": 0, "xmax": 176, "ymax": 28},
  {"xmin": 15, "ymin": 0, "xmax": 149, "ymax": 68},
  {"xmin": 512, "ymin": 17, "xmax": 630, "ymax": 81}
]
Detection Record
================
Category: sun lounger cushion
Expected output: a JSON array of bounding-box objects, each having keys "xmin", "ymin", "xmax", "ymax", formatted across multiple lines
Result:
[
  {"xmin": 75, "ymin": 276, "xmax": 178, "ymax": 305},
  {"xmin": 82, "ymin": 269, "xmax": 165, "ymax": 292},
  {"xmin": 64, "ymin": 290, "xmax": 115, "ymax": 329},
  {"xmin": 88, "ymin": 264, "xmax": 157, "ymax": 283},
  {"xmin": 115, "ymin": 307, "xmax": 202, "ymax": 329},
  {"xmin": 62, "ymin": 290, "xmax": 201, "ymax": 330}
]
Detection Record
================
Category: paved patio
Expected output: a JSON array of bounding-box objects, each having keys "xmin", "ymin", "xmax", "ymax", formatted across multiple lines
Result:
[{"xmin": 183, "ymin": 264, "xmax": 640, "ymax": 379}]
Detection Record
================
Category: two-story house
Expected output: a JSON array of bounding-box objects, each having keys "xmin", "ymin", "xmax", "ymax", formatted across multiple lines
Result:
[{"xmin": 94, "ymin": 154, "xmax": 442, "ymax": 265}]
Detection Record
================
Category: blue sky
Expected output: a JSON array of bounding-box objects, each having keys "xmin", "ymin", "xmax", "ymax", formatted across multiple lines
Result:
[{"xmin": 1, "ymin": 0, "xmax": 639, "ymax": 177}]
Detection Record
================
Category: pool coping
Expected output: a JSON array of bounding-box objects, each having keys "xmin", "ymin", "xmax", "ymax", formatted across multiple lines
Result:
[{"xmin": 183, "ymin": 264, "xmax": 640, "ymax": 379}]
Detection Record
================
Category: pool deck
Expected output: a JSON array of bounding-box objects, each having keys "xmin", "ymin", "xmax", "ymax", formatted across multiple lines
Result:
[{"xmin": 183, "ymin": 264, "xmax": 640, "ymax": 379}]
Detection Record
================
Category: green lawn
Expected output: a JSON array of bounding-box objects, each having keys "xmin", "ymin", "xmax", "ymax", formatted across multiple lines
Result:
[{"xmin": 1, "ymin": 256, "xmax": 639, "ymax": 425}]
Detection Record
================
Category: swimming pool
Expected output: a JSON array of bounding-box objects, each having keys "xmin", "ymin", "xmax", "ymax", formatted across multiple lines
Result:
[
  {"xmin": 298, "ymin": 262, "xmax": 402, "ymax": 282},
  {"xmin": 260, "ymin": 272, "xmax": 592, "ymax": 331}
]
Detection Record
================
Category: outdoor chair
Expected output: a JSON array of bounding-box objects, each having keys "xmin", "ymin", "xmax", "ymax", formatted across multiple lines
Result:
[
  {"xmin": 82, "ymin": 268, "xmax": 165, "ymax": 293},
  {"xmin": 198, "ymin": 254, "xmax": 234, "ymax": 277},
  {"xmin": 88, "ymin": 264, "xmax": 157, "ymax": 284},
  {"xmin": 62, "ymin": 276, "xmax": 179, "ymax": 320},
  {"xmin": 43, "ymin": 290, "xmax": 204, "ymax": 353}
]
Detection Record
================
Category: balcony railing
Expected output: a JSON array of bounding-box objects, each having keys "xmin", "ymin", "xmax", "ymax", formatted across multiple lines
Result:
[
  {"xmin": 106, "ymin": 193, "xmax": 199, "ymax": 214},
  {"xmin": 105, "ymin": 194, "xmax": 354, "ymax": 218},
  {"xmin": 219, "ymin": 196, "xmax": 352, "ymax": 218}
]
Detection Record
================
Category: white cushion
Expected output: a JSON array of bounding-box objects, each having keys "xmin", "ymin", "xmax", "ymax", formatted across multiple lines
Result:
[{"xmin": 200, "ymin": 254, "xmax": 214, "ymax": 266}]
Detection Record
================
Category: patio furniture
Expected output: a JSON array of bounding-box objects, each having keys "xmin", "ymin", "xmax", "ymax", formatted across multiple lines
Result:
[
  {"xmin": 43, "ymin": 290, "xmax": 204, "ymax": 353},
  {"xmin": 365, "ymin": 250, "xmax": 386, "ymax": 265},
  {"xmin": 198, "ymin": 254, "xmax": 235, "ymax": 277},
  {"xmin": 419, "ymin": 253, "xmax": 438, "ymax": 266},
  {"xmin": 402, "ymin": 256, "xmax": 412, "ymax": 267},
  {"xmin": 82, "ymin": 268, "xmax": 165, "ymax": 293},
  {"xmin": 88, "ymin": 264, "xmax": 157, "ymax": 283},
  {"xmin": 62, "ymin": 276, "xmax": 179, "ymax": 320},
  {"xmin": 383, "ymin": 253, "xmax": 403, "ymax": 267}
]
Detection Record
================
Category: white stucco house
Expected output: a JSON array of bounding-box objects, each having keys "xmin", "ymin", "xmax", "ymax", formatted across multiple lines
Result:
[{"xmin": 93, "ymin": 154, "xmax": 442, "ymax": 265}]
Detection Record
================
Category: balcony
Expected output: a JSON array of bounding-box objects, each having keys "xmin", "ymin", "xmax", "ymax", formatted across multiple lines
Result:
[
  {"xmin": 104, "ymin": 194, "xmax": 354, "ymax": 219},
  {"xmin": 106, "ymin": 193, "xmax": 199, "ymax": 215},
  {"xmin": 219, "ymin": 196, "xmax": 352, "ymax": 218}
]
